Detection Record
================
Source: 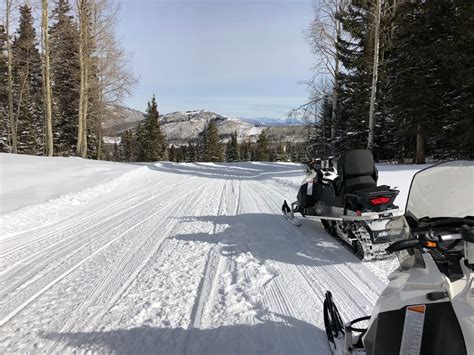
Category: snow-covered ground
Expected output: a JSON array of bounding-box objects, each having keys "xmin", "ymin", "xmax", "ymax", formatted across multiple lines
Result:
[
  {"xmin": 0, "ymin": 153, "xmax": 136, "ymax": 213},
  {"xmin": 0, "ymin": 155, "xmax": 423, "ymax": 354}
]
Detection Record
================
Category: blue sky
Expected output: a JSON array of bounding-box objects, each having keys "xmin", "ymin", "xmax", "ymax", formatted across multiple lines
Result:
[{"xmin": 116, "ymin": 0, "xmax": 314, "ymax": 118}]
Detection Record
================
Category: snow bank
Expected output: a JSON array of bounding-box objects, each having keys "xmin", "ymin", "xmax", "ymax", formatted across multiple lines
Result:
[{"xmin": 0, "ymin": 153, "xmax": 138, "ymax": 213}]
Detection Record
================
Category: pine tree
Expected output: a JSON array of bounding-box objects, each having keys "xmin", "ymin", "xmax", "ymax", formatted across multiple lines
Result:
[
  {"xmin": 176, "ymin": 147, "xmax": 185, "ymax": 162},
  {"xmin": 448, "ymin": 0, "xmax": 474, "ymax": 158},
  {"xmin": 239, "ymin": 140, "xmax": 251, "ymax": 161},
  {"xmin": 12, "ymin": 5, "xmax": 44, "ymax": 155},
  {"xmin": 336, "ymin": 2, "xmax": 374, "ymax": 152},
  {"xmin": 275, "ymin": 142, "xmax": 287, "ymax": 161},
  {"xmin": 225, "ymin": 131, "xmax": 239, "ymax": 162},
  {"xmin": 135, "ymin": 122, "xmax": 147, "ymax": 162},
  {"xmin": 187, "ymin": 141, "xmax": 197, "ymax": 162},
  {"xmin": 168, "ymin": 144, "xmax": 176, "ymax": 162},
  {"xmin": 256, "ymin": 129, "xmax": 269, "ymax": 161},
  {"xmin": 142, "ymin": 96, "xmax": 166, "ymax": 161},
  {"xmin": 121, "ymin": 130, "xmax": 134, "ymax": 161},
  {"xmin": 204, "ymin": 120, "xmax": 223, "ymax": 162},
  {"xmin": 112, "ymin": 141, "xmax": 122, "ymax": 161},
  {"xmin": 50, "ymin": 0, "xmax": 80, "ymax": 155},
  {"xmin": 385, "ymin": 0, "xmax": 465, "ymax": 162}
]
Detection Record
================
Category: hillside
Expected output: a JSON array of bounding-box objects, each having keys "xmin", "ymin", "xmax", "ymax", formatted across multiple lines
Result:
[{"xmin": 102, "ymin": 106, "xmax": 307, "ymax": 146}]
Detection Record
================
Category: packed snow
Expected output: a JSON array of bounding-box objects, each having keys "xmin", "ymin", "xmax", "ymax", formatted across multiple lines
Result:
[{"xmin": 0, "ymin": 155, "xmax": 423, "ymax": 354}]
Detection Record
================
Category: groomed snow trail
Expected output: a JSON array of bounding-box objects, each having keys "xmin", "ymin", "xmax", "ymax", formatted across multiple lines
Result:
[{"xmin": 0, "ymin": 162, "xmax": 413, "ymax": 354}]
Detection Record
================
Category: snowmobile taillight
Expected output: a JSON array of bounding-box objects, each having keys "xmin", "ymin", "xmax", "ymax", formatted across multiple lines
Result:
[{"xmin": 370, "ymin": 196, "xmax": 391, "ymax": 205}]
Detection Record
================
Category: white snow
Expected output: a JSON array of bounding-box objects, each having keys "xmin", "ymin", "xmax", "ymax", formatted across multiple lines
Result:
[
  {"xmin": 0, "ymin": 153, "xmax": 136, "ymax": 213},
  {"xmin": 0, "ymin": 155, "xmax": 423, "ymax": 354}
]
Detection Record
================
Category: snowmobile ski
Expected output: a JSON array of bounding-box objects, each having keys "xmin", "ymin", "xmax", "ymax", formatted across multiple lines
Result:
[{"xmin": 282, "ymin": 200, "xmax": 302, "ymax": 226}]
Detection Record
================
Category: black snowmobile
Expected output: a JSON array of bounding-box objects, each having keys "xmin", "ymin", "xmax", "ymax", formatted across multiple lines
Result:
[
  {"xmin": 323, "ymin": 160, "xmax": 474, "ymax": 355},
  {"xmin": 282, "ymin": 148, "xmax": 402, "ymax": 260}
]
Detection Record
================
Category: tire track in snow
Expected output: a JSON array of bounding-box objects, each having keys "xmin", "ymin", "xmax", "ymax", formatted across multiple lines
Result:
[
  {"xmin": 184, "ymin": 178, "xmax": 244, "ymax": 354},
  {"xmin": 0, "ymin": 181, "xmax": 202, "ymax": 327},
  {"xmin": 77, "ymin": 178, "xmax": 228, "ymax": 342},
  {"xmin": 186, "ymin": 180, "xmax": 231, "ymax": 329},
  {"xmin": 0, "ymin": 174, "xmax": 194, "ymax": 262},
  {"xmin": 0, "ymin": 166, "xmax": 158, "ymax": 241},
  {"xmin": 41, "ymin": 182, "xmax": 215, "ymax": 353},
  {"xmin": 0, "ymin": 175, "xmax": 202, "ymax": 301}
]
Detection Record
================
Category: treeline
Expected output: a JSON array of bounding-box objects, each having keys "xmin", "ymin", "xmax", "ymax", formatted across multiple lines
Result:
[
  {"xmin": 109, "ymin": 95, "xmax": 306, "ymax": 163},
  {"xmin": 0, "ymin": 0, "xmax": 134, "ymax": 158},
  {"xmin": 304, "ymin": 0, "xmax": 473, "ymax": 162}
]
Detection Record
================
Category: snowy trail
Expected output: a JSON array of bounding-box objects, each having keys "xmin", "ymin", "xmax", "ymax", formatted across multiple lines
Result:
[{"xmin": 0, "ymin": 161, "xmax": 416, "ymax": 354}]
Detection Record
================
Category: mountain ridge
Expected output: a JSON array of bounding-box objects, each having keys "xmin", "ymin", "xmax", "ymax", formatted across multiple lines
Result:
[{"xmin": 102, "ymin": 105, "xmax": 306, "ymax": 146}]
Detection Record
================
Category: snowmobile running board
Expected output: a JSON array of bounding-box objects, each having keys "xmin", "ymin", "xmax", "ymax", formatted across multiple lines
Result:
[{"xmin": 302, "ymin": 208, "xmax": 403, "ymax": 222}]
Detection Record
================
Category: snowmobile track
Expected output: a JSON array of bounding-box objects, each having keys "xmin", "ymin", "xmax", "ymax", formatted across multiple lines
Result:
[{"xmin": 0, "ymin": 186, "xmax": 200, "ymax": 327}]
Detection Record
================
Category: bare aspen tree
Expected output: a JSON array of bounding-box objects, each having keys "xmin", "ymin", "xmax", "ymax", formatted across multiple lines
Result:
[
  {"xmin": 308, "ymin": 0, "xmax": 346, "ymax": 140},
  {"xmin": 367, "ymin": 0, "xmax": 381, "ymax": 150},
  {"xmin": 89, "ymin": 0, "xmax": 135, "ymax": 159},
  {"xmin": 76, "ymin": 0, "xmax": 89, "ymax": 157},
  {"xmin": 75, "ymin": 0, "xmax": 135, "ymax": 159},
  {"xmin": 5, "ymin": 0, "xmax": 16, "ymax": 153},
  {"xmin": 41, "ymin": 0, "xmax": 53, "ymax": 156}
]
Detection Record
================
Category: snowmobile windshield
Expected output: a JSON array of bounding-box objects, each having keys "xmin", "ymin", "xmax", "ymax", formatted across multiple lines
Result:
[{"xmin": 406, "ymin": 160, "xmax": 474, "ymax": 221}]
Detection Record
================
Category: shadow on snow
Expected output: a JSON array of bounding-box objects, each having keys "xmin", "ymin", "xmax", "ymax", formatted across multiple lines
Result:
[
  {"xmin": 41, "ymin": 313, "xmax": 329, "ymax": 355},
  {"xmin": 172, "ymin": 213, "xmax": 362, "ymax": 268},
  {"xmin": 143, "ymin": 162, "xmax": 304, "ymax": 181}
]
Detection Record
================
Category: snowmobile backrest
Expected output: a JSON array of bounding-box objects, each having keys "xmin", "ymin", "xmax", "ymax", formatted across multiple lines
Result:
[
  {"xmin": 337, "ymin": 150, "xmax": 378, "ymax": 195},
  {"xmin": 337, "ymin": 149, "xmax": 377, "ymax": 180}
]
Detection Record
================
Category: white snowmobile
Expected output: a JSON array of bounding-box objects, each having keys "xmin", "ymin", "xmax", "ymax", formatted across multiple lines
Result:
[
  {"xmin": 282, "ymin": 148, "xmax": 402, "ymax": 260},
  {"xmin": 323, "ymin": 160, "xmax": 474, "ymax": 355}
]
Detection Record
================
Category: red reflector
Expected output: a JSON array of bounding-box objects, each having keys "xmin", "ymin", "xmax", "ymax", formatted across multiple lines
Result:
[{"xmin": 370, "ymin": 196, "xmax": 391, "ymax": 205}]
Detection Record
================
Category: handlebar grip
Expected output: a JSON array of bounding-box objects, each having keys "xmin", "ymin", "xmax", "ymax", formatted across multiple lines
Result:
[
  {"xmin": 386, "ymin": 239, "xmax": 420, "ymax": 254},
  {"xmin": 460, "ymin": 225, "xmax": 474, "ymax": 243}
]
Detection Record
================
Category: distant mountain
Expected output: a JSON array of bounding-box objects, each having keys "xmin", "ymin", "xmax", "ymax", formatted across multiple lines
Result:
[
  {"xmin": 102, "ymin": 106, "xmax": 307, "ymax": 146},
  {"xmin": 240, "ymin": 117, "xmax": 304, "ymax": 126},
  {"xmin": 102, "ymin": 105, "xmax": 145, "ymax": 135}
]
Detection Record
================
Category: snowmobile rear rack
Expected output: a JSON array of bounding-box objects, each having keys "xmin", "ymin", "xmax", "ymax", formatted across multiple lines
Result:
[{"xmin": 283, "ymin": 200, "xmax": 403, "ymax": 223}]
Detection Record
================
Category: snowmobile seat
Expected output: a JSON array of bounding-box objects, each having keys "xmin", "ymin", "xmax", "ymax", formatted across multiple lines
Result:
[{"xmin": 337, "ymin": 150, "xmax": 378, "ymax": 196}]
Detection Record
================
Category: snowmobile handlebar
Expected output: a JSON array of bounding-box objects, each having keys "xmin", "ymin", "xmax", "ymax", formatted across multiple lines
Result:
[
  {"xmin": 386, "ymin": 239, "xmax": 420, "ymax": 254},
  {"xmin": 386, "ymin": 229, "xmax": 469, "ymax": 255},
  {"xmin": 460, "ymin": 225, "xmax": 474, "ymax": 243}
]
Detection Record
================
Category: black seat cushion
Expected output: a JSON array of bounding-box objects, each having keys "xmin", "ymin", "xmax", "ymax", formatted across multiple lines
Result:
[
  {"xmin": 342, "ymin": 175, "xmax": 377, "ymax": 195},
  {"xmin": 337, "ymin": 150, "xmax": 377, "ymax": 195}
]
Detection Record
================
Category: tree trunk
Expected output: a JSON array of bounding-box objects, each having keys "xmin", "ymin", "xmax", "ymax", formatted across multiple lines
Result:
[
  {"xmin": 415, "ymin": 123, "xmax": 425, "ymax": 164},
  {"xmin": 331, "ymin": 5, "xmax": 342, "ymax": 141},
  {"xmin": 367, "ymin": 0, "xmax": 381, "ymax": 150},
  {"xmin": 331, "ymin": 74, "xmax": 338, "ymax": 141},
  {"xmin": 76, "ymin": 2, "xmax": 84, "ymax": 156},
  {"xmin": 5, "ymin": 0, "xmax": 16, "ymax": 153},
  {"xmin": 42, "ymin": 0, "xmax": 54, "ymax": 156},
  {"xmin": 77, "ymin": 0, "xmax": 89, "ymax": 158}
]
